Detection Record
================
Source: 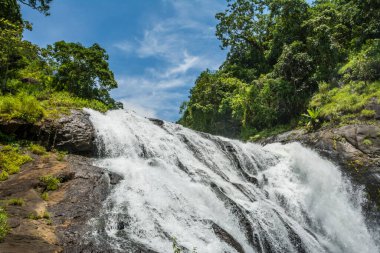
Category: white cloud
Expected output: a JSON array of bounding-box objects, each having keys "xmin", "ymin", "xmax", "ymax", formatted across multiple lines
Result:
[
  {"xmin": 113, "ymin": 41, "xmax": 134, "ymax": 54},
  {"xmin": 112, "ymin": 0, "xmax": 226, "ymax": 121}
]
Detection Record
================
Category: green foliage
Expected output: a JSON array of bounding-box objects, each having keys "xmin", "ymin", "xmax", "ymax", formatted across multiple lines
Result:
[
  {"xmin": 0, "ymin": 170, "xmax": 9, "ymax": 181},
  {"xmin": 178, "ymin": 71, "xmax": 243, "ymax": 137},
  {"xmin": 0, "ymin": 0, "xmax": 22, "ymax": 23},
  {"xmin": 41, "ymin": 192, "xmax": 48, "ymax": 201},
  {"xmin": 55, "ymin": 150, "xmax": 67, "ymax": 161},
  {"xmin": 7, "ymin": 198, "xmax": 24, "ymax": 206},
  {"xmin": 360, "ymin": 109, "xmax": 376, "ymax": 119},
  {"xmin": 362, "ymin": 138, "xmax": 373, "ymax": 146},
  {"xmin": 28, "ymin": 143, "xmax": 46, "ymax": 155},
  {"xmin": 0, "ymin": 90, "xmax": 113, "ymax": 123},
  {"xmin": 0, "ymin": 0, "xmax": 121, "ymax": 123},
  {"xmin": 310, "ymin": 81, "xmax": 380, "ymax": 124},
  {"xmin": 0, "ymin": 207, "xmax": 9, "ymax": 241},
  {"xmin": 180, "ymin": 0, "xmax": 380, "ymax": 139},
  {"xmin": 0, "ymin": 92, "xmax": 44, "ymax": 122},
  {"xmin": 39, "ymin": 175, "xmax": 60, "ymax": 191},
  {"xmin": 340, "ymin": 39, "xmax": 380, "ymax": 83},
  {"xmin": 42, "ymin": 211, "xmax": 50, "ymax": 219},
  {"xmin": 42, "ymin": 91, "xmax": 111, "ymax": 115},
  {"xmin": 0, "ymin": 145, "xmax": 32, "ymax": 178},
  {"xmin": 43, "ymin": 41, "xmax": 119, "ymax": 107},
  {"xmin": 302, "ymin": 108, "xmax": 321, "ymax": 130}
]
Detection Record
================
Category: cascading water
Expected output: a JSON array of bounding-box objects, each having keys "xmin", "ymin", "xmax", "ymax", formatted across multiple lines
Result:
[{"xmin": 85, "ymin": 109, "xmax": 379, "ymax": 253}]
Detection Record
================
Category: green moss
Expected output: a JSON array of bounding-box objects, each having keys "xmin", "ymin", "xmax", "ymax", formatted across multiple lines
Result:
[
  {"xmin": 41, "ymin": 192, "xmax": 49, "ymax": 201},
  {"xmin": 0, "ymin": 207, "xmax": 9, "ymax": 241},
  {"xmin": 362, "ymin": 138, "xmax": 373, "ymax": 146},
  {"xmin": 29, "ymin": 144, "xmax": 46, "ymax": 155},
  {"xmin": 0, "ymin": 171, "xmax": 9, "ymax": 181},
  {"xmin": 55, "ymin": 150, "xmax": 67, "ymax": 161},
  {"xmin": 0, "ymin": 145, "xmax": 33, "ymax": 179},
  {"xmin": 39, "ymin": 175, "xmax": 60, "ymax": 191},
  {"xmin": 7, "ymin": 198, "xmax": 25, "ymax": 206}
]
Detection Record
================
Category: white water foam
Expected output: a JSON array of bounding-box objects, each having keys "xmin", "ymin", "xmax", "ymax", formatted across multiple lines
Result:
[{"xmin": 86, "ymin": 109, "xmax": 379, "ymax": 253}]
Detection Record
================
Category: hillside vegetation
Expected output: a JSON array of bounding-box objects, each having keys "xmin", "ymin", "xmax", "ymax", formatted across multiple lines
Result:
[
  {"xmin": 0, "ymin": 0, "xmax": 122, "ymax": 125},
  {"xmin": 179, "ymin": 0, "xmax": 380, "ymax": 139}
]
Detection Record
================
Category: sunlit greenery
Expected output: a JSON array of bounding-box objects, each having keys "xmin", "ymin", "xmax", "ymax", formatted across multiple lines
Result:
[
  {"xmin": 0, "ymin": 145, "xmax": 33, "ymax": 177},
  {"xmin": 179, "ymin": 0, "xmax": 380, "ymax": 139},
  {"xmin": 0, "ymin": 0, "xmax": 121, "ymax": 128},
  {"xmin": 0, "ymin": 207, "xmax": 8, "ymax": 241}
]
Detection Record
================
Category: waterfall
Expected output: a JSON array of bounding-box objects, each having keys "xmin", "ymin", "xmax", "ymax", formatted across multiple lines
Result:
[{"xmin": 86, "ymin": 109, "xmax": 379, "ymax": 253}]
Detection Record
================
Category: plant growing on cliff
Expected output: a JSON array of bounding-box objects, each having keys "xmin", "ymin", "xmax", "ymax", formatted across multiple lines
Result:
[
  {"xmin": 0, "ymin": 145, "xmax": 33, "ymax": 178},
  {"xmin": 29, "ymin": 144, "xmax": 46, "ymax": 155},
  {"xmin": 0, "ymin": 207, "xmax": 9, "ymax": 241},
  {"xmin": 39, "ymin": 175, "xmax": 60, "ymax": 191},
  {"xmin": 7, "ymin": 198, "xmax": 24, "ymax": 206},
  {"xmin": 302, "ymin": 108, "xmax": 321, "ymax": 130}
]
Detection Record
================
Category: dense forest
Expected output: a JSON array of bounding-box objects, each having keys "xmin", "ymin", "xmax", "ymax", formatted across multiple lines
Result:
[
  {"xmin": 0, "ymin": 0, "xmax": 121, "ymax": 124},
  {"xmin": 179, "ymin": 0, "xmax": 380, "ymax": 139}
]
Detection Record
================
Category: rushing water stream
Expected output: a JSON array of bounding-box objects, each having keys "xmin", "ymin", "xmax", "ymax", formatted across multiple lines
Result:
[{"xmin": 86, "ymin": 109, "xmax": 379, "ymax": 253}]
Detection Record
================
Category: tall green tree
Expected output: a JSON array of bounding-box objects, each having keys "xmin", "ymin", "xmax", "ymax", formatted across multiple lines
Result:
[{"xmin": 44, "ymin": 41, "xmax": 119, "ymax": 105}]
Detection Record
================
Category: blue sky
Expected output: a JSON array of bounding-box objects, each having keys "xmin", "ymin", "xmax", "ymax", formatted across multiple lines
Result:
[{"xmin": 21, "ymin": 0, "xmax": 227, "ymax": 121}]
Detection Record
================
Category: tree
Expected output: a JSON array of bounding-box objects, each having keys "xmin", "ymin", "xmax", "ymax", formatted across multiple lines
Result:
[
  {"xmin": 0, "ymin": 19, "xmax": 24, "ymax": 92},
  {"xmin": 0, "ymin": 0, "xmax": 53, "ymax": 23},
  {"xmin": 44, "ymin": 41, "xmax": 119, "ymax": 106},
  {"xmin": 179, "ymin": 70, "xmax": 244, "ymax": 137},
  {"xmin": 0, "ymin": 0, "xmax": 22, "ymax": 23},
  {"xmin": 17, "ymin": 0, "xmax": 53, "ymax": 15}
]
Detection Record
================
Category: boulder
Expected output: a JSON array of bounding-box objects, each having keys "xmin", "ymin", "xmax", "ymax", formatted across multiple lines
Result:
[{"xmin": 0, "ymin": 110, "xmax": 96, "ymax": 156}]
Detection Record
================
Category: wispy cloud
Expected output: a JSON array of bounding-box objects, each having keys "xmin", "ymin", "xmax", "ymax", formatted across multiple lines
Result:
[{"xmin": 113, "ymin": 0, "xmax": 226, "ymax": 121}]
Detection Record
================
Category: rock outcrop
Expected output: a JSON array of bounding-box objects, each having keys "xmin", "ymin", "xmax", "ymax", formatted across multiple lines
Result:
[
  {"xmin": 0, "ymin": 110, "xmax": 96, "ymax": 156},
  {"xmin": 261, "ymin": 124, "xmax": 380, "ymax": 210},
  {"xmin": 0, "ymin": 152, "xmax": 123, "ymax": 253}
]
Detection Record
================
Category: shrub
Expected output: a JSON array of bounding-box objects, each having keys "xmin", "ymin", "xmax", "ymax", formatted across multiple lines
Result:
[
  {"xmin": 41, "ymin": 192, "xmax": 49, "ymax": 201},
  {"xmin": 0, "ymin": 93, "xmax": 44, "ymax": 123},
  {"xmin": 0, "ymin": 171, "xmax": 9, "ymax": 181},
  {"xmin": 302, "ymin": 108, "xmax": 321, "ymax": 130},
  {"xmin": 310, "ymin": 81, "xmax": 380, "ymax": 123},
  {"xmin": 360, "ymin": 109, "xmax": 376, "ymax": 119},
  {"xmin": 363, "ymin": 139, "xmax": 373, "ymax": 146},
  {"xmin": 29, "ymin": 144, "xmax": 46, "ymax": 155},
  {"xmin": 0, "ymin": 145, "xmax": 33, "ymax": 178},
  {"xmin": 39, "ymin": 175, "xmax": 60, "ymax": 191},
  {"xmin": 56, "ymin": 150, "xmax": 67, "ymax": 161},
  {"xmin": 42, "ymin": 211, "xmax": 50, "ymax": 219},
  {"xmin": 7, "ymin": 198, "xmax": 24, "ymax": 206},
  {"xmin": 0, "ymin": 207, "xmax": 9, "ymax": 241}
]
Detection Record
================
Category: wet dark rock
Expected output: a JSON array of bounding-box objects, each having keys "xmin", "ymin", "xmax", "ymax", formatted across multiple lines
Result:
[
  {"xmin": 109, "ymin": 172, "xmax": 123, "ymax": 185},
  {"xmin": 0, "ymin": 110, "xmax": 96, "ymax": 156},
  {"xmin": 117, "ymin": 221, "xmax": 125, "ymax": 230},
  {"xmin": 52, "ymin": 156, "xmax": 119, "ymax": 251},
  {"xmin": 211, "ymin": 222, "xmax": 245, "ymax": 253},
  {"xmin": 148, "ymin": 118, "xmax": 164, "ymax": 126}
]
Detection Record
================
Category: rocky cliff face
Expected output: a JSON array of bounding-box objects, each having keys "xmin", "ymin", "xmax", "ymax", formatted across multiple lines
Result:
[
  {"xmin": 0, "ymin": 153, "xmax": 123, "ymax": 253},
  {"xmin": 261, "ymin": 124, "xmax": 380, "ymax": 211},
  {"xmin": 0, "ymin": 110, "xmax": 96, "ymax": 156}
]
